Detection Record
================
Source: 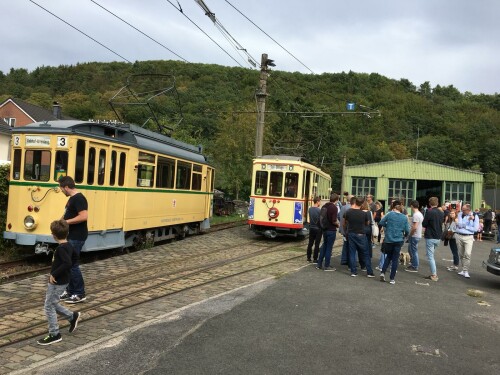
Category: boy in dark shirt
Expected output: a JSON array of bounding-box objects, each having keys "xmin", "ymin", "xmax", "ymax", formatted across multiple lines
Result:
[{"xmin": 37, "ymin": 220, "xmax": 82, "ymax": 345}]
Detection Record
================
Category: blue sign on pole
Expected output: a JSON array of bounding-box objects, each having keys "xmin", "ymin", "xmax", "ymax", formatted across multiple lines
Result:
[{"xmin": 346, "ymin": 102, "xmax": 356, "ymax": 111}]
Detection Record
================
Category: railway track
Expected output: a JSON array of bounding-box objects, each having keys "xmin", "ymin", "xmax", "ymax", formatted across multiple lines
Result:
[
  {"xmin": 0, "ymin": 220, "xmax": 248, "ymax": 283},
  {"xmin": 0, "ymin": 236, "xmax": 304, "ymax": 348}
]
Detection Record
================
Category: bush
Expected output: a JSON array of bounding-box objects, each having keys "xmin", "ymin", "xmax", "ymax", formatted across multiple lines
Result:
[{"xmin": 0, "ymin": 164, "xmax": 11, "ymax": 253}]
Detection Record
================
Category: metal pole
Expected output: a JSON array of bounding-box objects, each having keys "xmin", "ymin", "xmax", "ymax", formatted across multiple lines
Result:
[{"xmin": 255, "ymin": 54, "xmax": 269, "ymax": 157}]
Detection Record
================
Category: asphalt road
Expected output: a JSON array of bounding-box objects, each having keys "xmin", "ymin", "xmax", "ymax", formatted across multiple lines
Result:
[{"xmin": 36, "ymin": 239, "xmax": 500, "ymax": 375}]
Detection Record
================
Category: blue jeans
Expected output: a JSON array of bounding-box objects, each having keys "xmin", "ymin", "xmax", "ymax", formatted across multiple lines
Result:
[
  {"xmin": 449, "ymin": 238, "xmax": 459, "ymax": 266},
  {"xmin": 341, "ymin": 236, "xmax": 349, "ymax": 265},
  {"xmin": 382, "ymin": 242, "xmax": 404, "ymax": 281},
  {"xmin": 317, "ymin": 230, "xmax": 337, "ymax": 268},
  {"xmin": 45, "ymin": 282, "xmax": 73, "ymax": 335},
  {"xmin": 408, "ymin": 237, "xmax": 420, "ymax": 269},
  {"xmin": 425, "ymin": 238, "xmax": 440, "ymax": 275},
  {"xmin": 67, "ymin": 239, "xmax": 86, "ymax": 296},
  {"xmin": 348, "ymin": 232, "xmax": 373, "ymax": 275},
  {"xmin": 378, "ymin": 252, "xmax": 387, "ymax": 269}
]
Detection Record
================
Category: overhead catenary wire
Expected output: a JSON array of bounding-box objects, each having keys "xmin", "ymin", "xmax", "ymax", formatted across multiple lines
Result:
[
  {"xmin": 29, "ymin": 0, "xmax": 132, "ymax": 64},
  {"xmin": 164, "ymin": 0, "xmax": 244, "ymax": 68},
  {"xmin": 90, "ymin": 0, "xmax": 188, "ymax": 62},
  {"xmin": 223, "ymin": 0, "xmax": 315, "ymax": 74}
]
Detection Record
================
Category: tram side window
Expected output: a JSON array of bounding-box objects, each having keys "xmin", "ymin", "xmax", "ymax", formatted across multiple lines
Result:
[
  {"xmin": 54, "ymin": 151, "xmax": 68, "ymax": 181},
  {"xmin": 87, "ymin": 147, "xmax": 96, "ymax": 185},
  {"xmin": 24, "ymin": 150, "xmax": 51, "ymax": 181},
  {"xmin": 118, "ymin": 152, "xmax": 126, "ymax": 186},
  {"xmin": 98, "ymin": 149, "xmax": 106, "ymax": 185},
  {"xmin": 110, "ymin": 151, "xmax": 117, "ymax": 186},
  {"xmin": 156, "ymin": 157, "xmax": 175, "ymax": 188},
  {"xmin": 254, "ymin": 171, "xmax": 268, "ymax": 195},
  {"xmin": 12, "ymin": 149, "xmax": 21, "ymax": 180},
  {"xmin": 176, "ymin": 161, "xmax": 191, "ymax": 189},
  {"xmin": 269, "ymin": 171, "xmax": 283, "ymax": 197},
  {"xmin": 192, "ymin": 164, "xmax": 202, "ymax": 191},
  {"xmin": 284, "ymin": 172, "xmax": 299, "ymax": 198},
  {"xmin": 137, "ymin": 164, "xmax": 155, "ymax": 187},
  {"xmin": 75, "ymin": 140, "xmax": 85, "ymax": 183}
]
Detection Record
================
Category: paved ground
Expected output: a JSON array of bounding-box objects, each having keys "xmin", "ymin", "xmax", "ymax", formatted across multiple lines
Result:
[{"xmin": 21, "ymin": 238, "xmax": 500, "ymax": 375}]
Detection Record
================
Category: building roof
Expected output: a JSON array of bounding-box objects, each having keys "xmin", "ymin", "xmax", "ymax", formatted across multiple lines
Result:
[
  {"xmin": 0, "ymin": 97, "xmax": 74, "ymax": 122},
  {"xmin": 0, "ymin": 121, "xmax": 10, "ymax": 135},
  {"xmin": 345, "ymin": 158, "xmax": 483, "ymax": 175}
]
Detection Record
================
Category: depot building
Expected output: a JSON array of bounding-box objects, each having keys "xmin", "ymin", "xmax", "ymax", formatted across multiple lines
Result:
[{"xmin": 341, "ymin": 159, "xmax": 483, "ymax": 210}]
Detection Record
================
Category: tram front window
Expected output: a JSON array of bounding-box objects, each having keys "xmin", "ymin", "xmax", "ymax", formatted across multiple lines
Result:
[
  {"xmin": 269, "ymin": 171, "xmax": 283, "ymax": 197},
  {"xmin": 24, "ymin": 150, "xmax": 51, "ymax": 181},
  {"xmin": 254, "ymin": 171, "xmax": 268, "ymax": 195},
  {"xmin": 284, "ymin": 172, "xmax": 299, "ymax": 198}
]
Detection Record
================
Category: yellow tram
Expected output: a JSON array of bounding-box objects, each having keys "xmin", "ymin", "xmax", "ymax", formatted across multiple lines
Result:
[
  {"xmin": 3, "ymin": 120, "xmax": 214, "ymax": 254},
  {"xmin": 248, "ymin": 155, "xmax": 331, "ymax": 238}
]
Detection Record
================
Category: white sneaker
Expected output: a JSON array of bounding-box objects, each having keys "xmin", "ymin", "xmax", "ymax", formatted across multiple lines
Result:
[
  {"xmin": 389, "ymin": 280, "xmax": 396, "ymax": 285},
  {"xmin": 458, "ymin": 271, "xmax": 465, "ymax": 276},
  {"xmin": 464, "ymin": 271, "xmax": 470, "ymax": 278}
]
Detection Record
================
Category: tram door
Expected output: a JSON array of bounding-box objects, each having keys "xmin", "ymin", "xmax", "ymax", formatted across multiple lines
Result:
[
  {"xmin": 205, "ymin": 167, "xmax": 214, "ymax": 218},
  {"xmin": 304, "ymin": 170, "xmax": 311, "ymax": 222}
]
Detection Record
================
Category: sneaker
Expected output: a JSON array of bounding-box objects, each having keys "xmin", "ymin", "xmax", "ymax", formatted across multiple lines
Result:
[
  {"xmin": 464, "ymin": 271, "xmax": 470, "ymax": 279},
  {"xmin": 307, "ymin": 259, "xmax": 312, "ymax": 263},
  {"xmin": 69, "ymin": 312, "xmax": 81, "ymax": 333},
  {"xmin": 64, "ymin": 295, "xmax": 86, "ymax": 304},
  {"xmin": 425, "ymin": 275, "xmax": 439, "ymax": 282},
  {"xmin": 360, "ymin": 268, "xmax": 367, "ymax": 272},
  {"xmin": 324, "ymin": 266, "xmax": 336, "ymax": 272},
  {"xmin": 375, "ymin": 266, "xmax": 382, "ymax": 271},
  {"xmin": 350, "ymin": 273, "xmax": 358, "ymax": 277},
  {"xmin": 37, "ymin": 333, "xmax": 62, "ymax": 346},
  {"xmin": 380, "ymin": 274, "xmax": 385, "ymax": 282},
  {"xmin": 59, "ymin": 291, "xmax": 69, "ymax": 300},
  {"xmin": 367, "ymin": 274, "xmax": 375, "ymax": 278},
  {"xmin": 315, "ymin": 266, "xmax": 323, "ymax": 270},
  {"xmin": 389, "ymin": 280, "xmax": 396, "ymax": 285},
  {"xmin": 458, "ymin": 271, "xmax": 465, "ymax": 276},
  {"xmin": 447, "ymin": 266, "xmax": 458, "ymax": 271},
  {"xmin": 405, "ymin": 266, "xmax": 418, "ymax": 273}
]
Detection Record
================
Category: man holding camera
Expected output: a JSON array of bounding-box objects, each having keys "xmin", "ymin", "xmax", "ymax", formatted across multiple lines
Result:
[{"xmin": 454, "ymin": 204, "xmax": 480, "ymax": 279}]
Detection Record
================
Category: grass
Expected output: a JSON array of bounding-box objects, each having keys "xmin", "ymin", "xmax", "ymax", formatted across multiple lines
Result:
[{"xmin": 210, "ymin": 213, "xmax": 247, "ymax": 226}]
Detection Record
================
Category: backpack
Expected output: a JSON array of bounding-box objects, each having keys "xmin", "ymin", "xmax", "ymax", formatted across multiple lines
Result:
[{"xmin": 319, "ymin": 205, "xmax": 330, "ymax": 230}]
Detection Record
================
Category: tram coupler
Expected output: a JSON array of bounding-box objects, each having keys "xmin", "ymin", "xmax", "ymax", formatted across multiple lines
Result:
[{"xmin": 34, "ymin": 242, "xmax": 51, "ymax": 255}]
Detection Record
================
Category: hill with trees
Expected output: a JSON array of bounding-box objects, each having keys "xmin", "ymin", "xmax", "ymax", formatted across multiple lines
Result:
[{"xmin": 1, "ymin": 60, "xmax": 499, "ymax": 199}]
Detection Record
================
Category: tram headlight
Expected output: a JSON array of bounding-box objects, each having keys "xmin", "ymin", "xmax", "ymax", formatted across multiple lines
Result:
[
  {"xmin": 268, "ymin": 207, "xmax": 280, "ymax": 219},
  {"xmin": 24, "ymin": 215, "xmax": 37, "ymax": 230}
]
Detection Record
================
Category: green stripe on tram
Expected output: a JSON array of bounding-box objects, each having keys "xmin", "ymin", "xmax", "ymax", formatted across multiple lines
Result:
[{"xmin": 8, "ymin": 181, "xmax": 213, "ymax": 195}]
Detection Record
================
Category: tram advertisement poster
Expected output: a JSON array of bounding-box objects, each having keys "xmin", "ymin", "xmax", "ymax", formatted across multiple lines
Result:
[
  {"xmin": 248, "ymin": 198, "xmax": 255, "ymax": 219},
  {"xmin": 294, "ymin": 202, "xmax": 303, "ymax": 223}
]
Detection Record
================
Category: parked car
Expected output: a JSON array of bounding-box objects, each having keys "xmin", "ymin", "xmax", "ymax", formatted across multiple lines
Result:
[{"xmin": 483, "ymin": 246, "xmax": 500, "ymax": 276}]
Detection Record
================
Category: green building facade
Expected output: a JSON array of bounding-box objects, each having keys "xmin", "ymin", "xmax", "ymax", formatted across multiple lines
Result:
[{"xmin": 341, "ymin": 159, "xmax": 483, "ymax": 211}]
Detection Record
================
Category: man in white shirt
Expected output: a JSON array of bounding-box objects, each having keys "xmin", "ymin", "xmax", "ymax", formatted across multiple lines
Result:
[
  {"xmin": 454, "ymin": 204, "xmax": 480, "ymax": 278},
  {"xmin": 405, "ymin": 200, "xmax": 423, "ymax": 272}
]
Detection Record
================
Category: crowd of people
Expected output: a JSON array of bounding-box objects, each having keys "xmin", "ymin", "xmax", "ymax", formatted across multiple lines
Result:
[{"xmin": 308, "ymin": 193, "xmax": 497, "ymax": 285}]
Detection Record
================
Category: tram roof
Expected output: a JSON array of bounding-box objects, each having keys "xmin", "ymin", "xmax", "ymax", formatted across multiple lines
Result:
[
  {"xmin": 11, "ymin": 120, "xmax": 208, "ymax": 164},
  {"xmin": 255, "ymin": 155, "xmax": 329, "ymax": 177}
]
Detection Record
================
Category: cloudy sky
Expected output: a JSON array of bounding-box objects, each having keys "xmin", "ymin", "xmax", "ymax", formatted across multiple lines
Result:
[{"xmin": 3, "ymin": 0, "xmax": 499, "ymax": 94}]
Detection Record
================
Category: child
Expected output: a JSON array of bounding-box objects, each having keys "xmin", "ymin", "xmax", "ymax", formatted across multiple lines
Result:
[
  {"xmin": 37, "ymin": 220, "xmax": 81, "ymax": 345},
  {"xmin": 477, "ymin": 219, "xmax": 484, "ymax": 241}
]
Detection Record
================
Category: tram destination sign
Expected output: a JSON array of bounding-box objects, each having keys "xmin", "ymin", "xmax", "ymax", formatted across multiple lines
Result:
[
  {"xmin": 261, "ymin": 164, "xmax": 294, "ymax": 171},
  {"xmin": 25, "ymin": 135, "xmax": 51, "ymax": 147}
]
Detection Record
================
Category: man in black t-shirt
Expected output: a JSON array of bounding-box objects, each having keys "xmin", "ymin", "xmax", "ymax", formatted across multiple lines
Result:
[
  {"xmin": 59, "ymin": 176, "xmax": 88, "ymax": 304},
  {"xmin": 344, "ymin": 196, "xmax": 375, "ymax": 277}
]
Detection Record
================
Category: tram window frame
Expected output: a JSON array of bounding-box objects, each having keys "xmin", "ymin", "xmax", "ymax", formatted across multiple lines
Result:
[
  {"xmin": 87, "ymin": 147, "xmax": 96, "ymax": 185},
  {"xmin": 284, "ymin": 172, "xmax": 299, "ymax": 198},
  {"xmin": 137, "ymin": 164, "xmax": 155, "ymax": 187},
  {"xmin": 12, "ymin": 149, "xmax": 21, "ymax": 180},
  {"xmin": 269, "ymin": 171, "xmax": 283, "ymax": 197},
  {"xmin": 118, "ymin": 152, "xmax": 126, "ymax": 186},
  {"xmin": 54, "ymin": 150, "xmax": 68, "ymax": 181},
  {"xmin": 24, "ymin": 150, "xmax": 51, "ymax": 181},
  {"xmin": 98, "ymin": 149, "xmax": 106, "ymax": 185},
  {"xmin": 74, "ymin": 140, "xmax": 86, "ymax": 183},
  {"xmin": 156, "ymin": 157, "xmax": 175, "ymax": 189},
  {"xmin": 191, "ymin": 163, "xmax": 202, "ymax": 191},
  {"xmin": 254, "ymin": 170, "xmax": 268, "ymax": 195},
  {"xmin": 110, "ymin": 150, "xmax": 117, "ymax": 186},
  {"xmin": 176, "ymin": 161, "xmax": 191, "ymax": 190}
]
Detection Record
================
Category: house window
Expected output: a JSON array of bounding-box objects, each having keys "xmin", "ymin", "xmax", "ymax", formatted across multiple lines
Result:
[
  {"xmin": 388, "ymin": 179, "xmax": 414, "ymax": 206},
  {"xmin": 3, "ymin": 117, "xmax": 16, "ymax": 127},
  {"xmin": 445, "ymin": 182, "xmax": 472, "ymax": 204},
  {"xmin": 351, "ymin": 177, "xmax": 376, "ymax": 197}
]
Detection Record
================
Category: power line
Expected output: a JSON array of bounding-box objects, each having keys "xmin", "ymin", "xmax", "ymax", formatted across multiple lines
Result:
[
  {"xmin": 164, "ymin": 0, "xmax": 244, "ymax": 68},
  {"xmin": 29, "ymin": 0, "xmax": 132, "ymax": 63},
  {"xmin": 90, "ymin": 0, "xmax": 188, "ymax": 62},
  {"xmin": 223, "ymin": 0, "xmax": 315, "ymax": 74}
]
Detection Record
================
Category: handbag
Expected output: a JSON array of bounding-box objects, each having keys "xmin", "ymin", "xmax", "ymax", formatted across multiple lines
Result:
[
  {"xmin": 371, "ymin": 222, "xmax": 379, "ymax": 237},
  {"xmin": 380, "ymin": 241, "xmax": 388, "ymax": 254}
]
